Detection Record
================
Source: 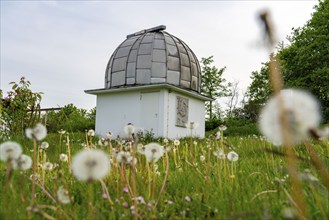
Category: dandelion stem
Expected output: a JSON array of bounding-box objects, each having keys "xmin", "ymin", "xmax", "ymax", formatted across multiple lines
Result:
[{"xmin": 31, "ymin": 140, "xmax": 37, "ymax": 207}]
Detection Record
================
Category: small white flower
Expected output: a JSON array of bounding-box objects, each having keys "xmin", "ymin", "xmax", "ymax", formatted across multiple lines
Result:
[
  {"xmin": 106, "ymin": 132, "xmax": 112, "ymax": 140},
  {"xmin": 40, "ymin": 142, "xmax": 49, "ymax": 150},
  {"xmin": 57, "ymin": 186, "xmax": 70, "ymax": 204},
  {"xmin": 87, "ymin": 129, "xmax": 95, "ymax": 137},
  {"xmin": 173, "ymin": 139, "xmax": 180, "ymax": 146},
  {"xmin": 227, "ymin": 151, "xmax": 239, "ymax": 162},
  {"xmin": 259, "ymin": 89, "xmax": 321, "ymax": 146},
  {"xmin": 200, "ymin": 155, "xmax": 205, "ymax": 162},
  {"xmin": 219, "ymin": 125, "xmax": 227, "ymax": 131},
  {"xmin": 12, "ymin": 154, "xmax": 32, "ymax": 170},
  {"xmin": 25, "ymin": 123, "xmax": 47, "ymax": 141},
  {"xmin": 116, "ymin": 151, "xmax": 132, "ymax": 164},
  {"xmin": 124, "ymin": 123, "xmax": 135, "ymax": 137},
  {"xmin": 193, "ymin": 141, "xmax": 198, "ymax": 146},
  {"xmin": 215, "ymin": 131, "xmax": 221, "ymax": 139},
  {"xmin": 163, "ymin": 138, "xmax": 169, "ymax": 145},
  {"xmin": 58, "ymin": 129, "xmax": 66, "ymax": 135},
  {"xmin": 98, "ymin": 138, "xmax": 106, "ymax": 146},
  {"xmin": 163, "ymin": 145, "xmax": 171, "ymax": 152},
  {"xmin": 213, "ymin": 149, "xmax": 225, "ymax": 160},
  {"xmin": 0, "ymin": 141, "xmax": 22, "ymax": 162},
  {"xmin": 59, "ymin": 153, "xmax": 68, "ymax": 162},
  {"xmin": 71, "ymin": 149, "xmax": 110, "ymax": 181},
  {"xmin": 144, "ymin": 143, "xmax": 164, "ymax": 163},
  {"xmin": 137, "ymin": 144, "xmax": 145, "ymax": 155},
  {"xmin": 43, "ymin": 162, "xmax": 54, "ymax": 170}
]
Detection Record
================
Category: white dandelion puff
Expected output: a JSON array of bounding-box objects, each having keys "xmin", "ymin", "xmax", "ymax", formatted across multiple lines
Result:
[
  {"xmin": 59, "ymin": 153, "xmax": 68, "ymax": 162},
  {"xmin": 106, "ymin": 132, "xmax": 112, "ymax": 140},
  {"xmin": 227, "ymin": 151, "xmax": 239, "ymax": 162},
  {"xmin": 0, "ymin": 141, "xmax": 22, "ymax": 162},
  {"xmin": 173, "ymin": 139, "xmax": 180, "ymax": 146},
  {"xmin": 43, "ymin": 162, "xmax": 54, "ymax": 171},
  {"xmin": 163, "ymin": 138, "xmax": 169, "ymax": 145},
  {"xmin": 40, "ymin": 142, "xmax": 49, "ymax": 150},
  {"xmin": 124, "ymin": 123, "xmax": 135, "ymax": 137},
  {"xmin": 144, "ymin": 143, "xmax": 164, "ymax": 163},
  {"xmin": 71, "ymin": 149, "xmax": 110, "ymax": 181},
  {"xmin": 12, "ymin": 154, "xmax": 32, "ymax": 170},
  {"xmin": 219, "ymin": 125, "xmax": 227, "ymax": 131},
  {"xmin": 87, "ymin": 129, "xmax": 95, "ymax": 137},
  {"xmin": 116, "ymin": 151, "xmax": 133, "ymax": 164},
  {"xmin": 200, "ymin": 155, "xmax": 206, "ymax": 162},
  {"xmin": 57, "ymin": 186, "xmax": 71, "ymax": 204},
  {"xmin": 25, "ymin": 123, "xmax": 47, "ymax": 141},
  {"xmin": 213, "ymin": 149, "xmax": 225, "ymax": 160},
  {"xmin": 259, "ymin": 89, "xmax": 321, "ymax": 146},
  {"xmin": 137, "ymin": 144, "xmax": 145, "ymax": 155},
  {"xmin": 185, "ymin": 122, "xmax": 199, "ymax": 130},
  {"xmin": 58, "ymin": 129, "xmax": 66, "ymax": 135}
]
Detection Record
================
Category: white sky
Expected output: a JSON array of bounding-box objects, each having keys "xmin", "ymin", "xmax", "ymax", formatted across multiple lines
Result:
[{"xmin": 0, "ymin": 1, "xmax": 317, "ymax": 110}]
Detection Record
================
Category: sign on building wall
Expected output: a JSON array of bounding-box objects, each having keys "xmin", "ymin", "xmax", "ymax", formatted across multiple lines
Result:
[{"xmin": 176, "ymin": 96, "xmax": 189, "ymax": 127}]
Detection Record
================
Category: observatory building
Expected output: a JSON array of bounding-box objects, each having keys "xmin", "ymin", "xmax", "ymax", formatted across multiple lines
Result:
[{"xmin": 85, "ymin": 25, "xmax": 212, "ymax": 138}]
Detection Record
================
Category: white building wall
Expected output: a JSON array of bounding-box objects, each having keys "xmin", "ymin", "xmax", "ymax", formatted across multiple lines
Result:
[
  {"xmin": 95, "ymin": 89, "xmax": 205, "ymax": 139},
  {"xmin": 165, "ymin": 91, "xmax": 206, "ymax": 138}
]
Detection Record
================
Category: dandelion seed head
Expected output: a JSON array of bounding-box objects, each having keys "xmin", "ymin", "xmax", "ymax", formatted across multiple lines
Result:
[
  {"xmin": 144, "ymin": 143, "xmax": 164, "ymax": 163},
  {"xmin": 12, "ymin": 154, "xmax": 32, "ymax": 170},
  {"xmin": 259, "ymin": 89, "xmax": 321, "ymax": 146},
  {"xmin": 213, "ymin": 149, "xmax": 225, "ymax": 160},
  {"xmin": 185, "ymin": 122, "xmax": 199, "ymax": 130},
  {"xmin": 200, "ymin": 155, "xmax": 206, "ymax": 162},
  {"xmin": 58, "ymin": 129, "xmax": 66, "ymax": 135},
  {"xmin": 71, "ymin": 149, "xmax": 110, "ymax": 181},
  {"xmin": 163, "ymin": 138, "xmax": 169, "ymax": 144},
  {"xmin": 25, "ymin": 123, "xmax": 47, "ymax": 141},
  {"xmin": 87, "ymin": 129, "xmax": 95, "ymax": 137},
  {"xmin": 43, "ymin": 162, "xmax": 54, "ymax": 171},
  {"xmin": 219, "ymin": 125, "xmax": 227, "ymax": 131},
  {"xmin": 227, "ymin": 151, "xmax": 239, "ymax": 162},
  {"xmin": 59, "ymin": 153, "xmax": 68, "ymax": 162},
  {"xmin": 173, "ymin": 139, "xmax": 180, "ymax": 146},
  {"xmin": 107, "ymin": 132, "xmax": 112, "ymax": 140},
  {"xmin": 0, "ymin": 141, "xmax": 22, "ymax": 162},
  {"xmin": 116, "ymin": 151, "xmax": 132, "ymax": 164},
  {"xmin": 124, "ymin": 123, "xmax": 135, "ymax": 137},
  {"xmin": 40, "ymin": 142, "xmax": 49, "ymax": 150},
  {"xmin": 57, "ymin": 186, "xmax": 70, "ymax": 204}
]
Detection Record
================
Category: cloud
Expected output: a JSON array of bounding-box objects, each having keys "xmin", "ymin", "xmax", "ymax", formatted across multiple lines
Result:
[{"xmin": 1, "ymin": 1, "xmax": 317, "ymax": 110}]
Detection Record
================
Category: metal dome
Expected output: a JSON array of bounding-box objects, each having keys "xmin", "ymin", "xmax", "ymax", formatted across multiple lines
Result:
[{"xmin": 105, "ymin": 25, "xmax": 201, "ymax": 93}]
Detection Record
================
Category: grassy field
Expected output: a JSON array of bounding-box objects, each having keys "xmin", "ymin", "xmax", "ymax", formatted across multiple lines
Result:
[{"xmin": 0, "ymin": 131, "xmax": 328, "ymax": 220}]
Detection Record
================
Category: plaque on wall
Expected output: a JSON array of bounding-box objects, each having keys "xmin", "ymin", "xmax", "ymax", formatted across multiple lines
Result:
[{"xmin": 176, "ymin": 96, "xmax": 189, "ymax": 127}]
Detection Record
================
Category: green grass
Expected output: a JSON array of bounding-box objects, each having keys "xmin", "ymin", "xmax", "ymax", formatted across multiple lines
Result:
[{"xmin": 0, "ymin": 133, "xmax": 328, "ymax": 219}]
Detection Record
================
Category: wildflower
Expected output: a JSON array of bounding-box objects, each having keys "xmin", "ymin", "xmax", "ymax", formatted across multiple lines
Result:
[
  {"xmin": 25, "ymin": 123, "xmax": 47, "ymax": 141},
  {"xmin": 200, "ymin": 155, "xmax": 205, "ymax": 162},
  {"xmin": 40, "ymin": 141, "xmax": 49, "ymax": 150},
  {"xmin": 12, "ymin": 154, "xmax": 32, "ymax": 170},
  {"xmin": 281, "ymin": 207, "xmax": 297, "ymax": 219},
  {"xmin": 122, "ymin": 202, "xmax": 129, "ymax": 208},
  {"xmin": 106, "ymin": 132, "xmax": 112, "ymax": 140},
  {"xmin": 300, "ymin": 169, "xmax": 318, "ymax": 182},
  {"xmin": 59, "ymin": 153, "xmax": 68, "ymax": 162},
  {"xmin": 134, "ymin": 196, "xmax": 146, "ymax": 204},
  {"xmin": 137, "ymin": 144, "xmax": 145, "ymax": 155},
  {"xmin": 0, "ymin": 141, "xmax": 22, "ymax": 162},
  {"xmin": 124, "ymin": 123, "xmax": 135, "ymax": 137},
  {"xmin": 144, "ymin": 143, "xmax": 164, "ymax": 163},
  {"xmin": 167, "ymin": 200, "xmax": 174, "ymax": 205},
  {"xmin": 193, "ymin": 141, "xmax": 198, "ymax": 146},
  {"xmin": 57, "ymin": 186, "xmax": 70, "ymax": 204},
  {"xmin": 116, "ymin": 151, "xmax": 133, "ymax": 164},
  {"xmin": 123, "ymin": 186, "xmax": 129, "ymax": 193},
  {"xmin": 58, "ymin": 129, "xmax": 66, "ymax": 135},
  {"xmin": 87, "ymin": 129, "xmax": 95, "ymax": 137},
  {"xmin": 98, "ymin": 138, "xmax": 106, "ymax": 147},
  {"xmin": 213, "ymin": 149, "xmax": 225, "ymax": 160},
  {"xmin": 185, "ymin": 196, "xmax": 191, "ymax": 202},
  {"xmin": 71, "ymin": 149, "xmax": 110, "ymax": 181},
  {"xmin": 227, "ymin": 151, "xmax": 239, "ymax": 162},
  {"xmin": 173, "ymin": 139, "xmax": 180, "ymax": 146},
  {"xmin": 43, "ymin": 162, "xmax": 54, "ymax": 171},
  {"xmin": 259, "ymin": 89, "xmax": 321, "ymax": 146},
  {"xmin": 163, "ymin": 138, "xmax": 169, "ymax": 145},
  {"xmin": 219, "ymin": 125, "xmax": 227, "ymax": 131},
  {"xmin": 215, "ymin": 131, "xmax": 221, "ymax": 139},
  {"xmin": 163, "ymin": 145, "xmax": 171, "ymax": 152}
]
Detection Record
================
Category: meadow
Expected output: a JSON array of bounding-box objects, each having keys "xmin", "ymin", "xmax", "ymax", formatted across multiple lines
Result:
[{"xmin": 1, "ymin": 127, "xmax": 328, "ymax": 220}]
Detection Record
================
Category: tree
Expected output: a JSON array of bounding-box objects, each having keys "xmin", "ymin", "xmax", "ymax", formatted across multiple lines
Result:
[
  {"xmin": 1, "ymin": 77, "xmax": 42, "ymax": 136},
  {"xmin": 200, "ymin": 56, "xmax": 228, "ymax": 119},
  {"xmin": 278, "ymin": 0, "xmax": 329, "ymax": 121}
]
